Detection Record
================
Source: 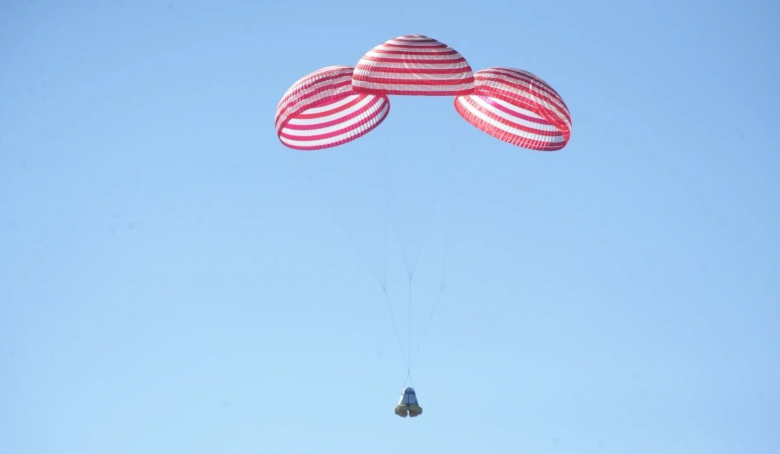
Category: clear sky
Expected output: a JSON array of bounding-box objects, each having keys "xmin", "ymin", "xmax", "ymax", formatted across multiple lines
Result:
[{"xmin": 2, "ymin": 1, "xmax": 779, "ymax": 453}]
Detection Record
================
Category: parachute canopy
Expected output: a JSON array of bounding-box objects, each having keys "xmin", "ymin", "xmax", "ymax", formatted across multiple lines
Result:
[
  {"xmin": 454, "ymin": 67, "xmax": 571, "ymax": 151},
  {"xmin": 275, "ymin": 65, "xmax": 390, "ymax": 150},
  {"xmin": 352, "ymin": 34, "xmax": 474, "ymax": 96},
  {"xmin": 276, "ymin": 41, "xmax": 572, "ymax": 152}
]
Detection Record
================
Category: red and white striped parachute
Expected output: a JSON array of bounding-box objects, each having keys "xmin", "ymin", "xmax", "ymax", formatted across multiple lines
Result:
[
  {"xmin": 274, "ymin": 66, "xmax": 390, "ymax": 151},
  {"xmin": 454, "ymin": 67, "xmax": 571, "ymax": 151},
  {"xmin": 352, "ymin": 34, "xmax": 474, "ymax": 96},
  {"xmin": 275, "ymin": 37, "xmax": 570, "ymax": 151}
]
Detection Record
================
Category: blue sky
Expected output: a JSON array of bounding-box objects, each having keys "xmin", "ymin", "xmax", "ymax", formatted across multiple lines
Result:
[{"xmin": 1, "ymin": 0, "xmax": 779, "ymax": 453}]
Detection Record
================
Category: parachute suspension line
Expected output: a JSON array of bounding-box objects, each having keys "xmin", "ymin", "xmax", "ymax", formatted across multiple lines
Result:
[
  {"xmin": 402, "ymin": 370, "xmax": 416, "ymax": 391},
  {"xmin": 374, "ymin": 148, "xmax": 413, "ymax": 376},
  {"xmin": 383, "ymin": 287, "xmax": 410, "ymax": 371},
  {"xmin": 441, "ymin": 191, "xmax": 452, "ymax": 292},
  {"xmin": 382, "ymin": 185, "xmax": 440, "ymax": 282},
  {"xmin": 382, "ymin": 216, "xmax": 388, "ymax": 291},
  {"xmin": 346, "ymin": 229, "xmax": 387, "ymax": 291},
  {"xmin": 409, "ymin": 194, "xmax": 452, "ymax": 371},
  {"xmin": 408, "ymin": 192, "xmax": 440, "ymax": 279},
  {"xmin": 408, "ymin": 274, "xmax": 412, "ymax": 377},
  {"xmin": 410, "ymin": 285, "xmax": 446, "ymax": 370},
  {"xmin": 384, "ymin": 186, "xmax": 440, "ymax": 380},
  {"xmin": 382, "ymin": 184, "xmax": 412, "ymax": 280},
  {"xmin": 295, "ymin": 157, "xmax": 387, "ymax": 290},
  {"xmin": 389, "ymin": 192, "xmax": 441, "ymax": 281}
]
